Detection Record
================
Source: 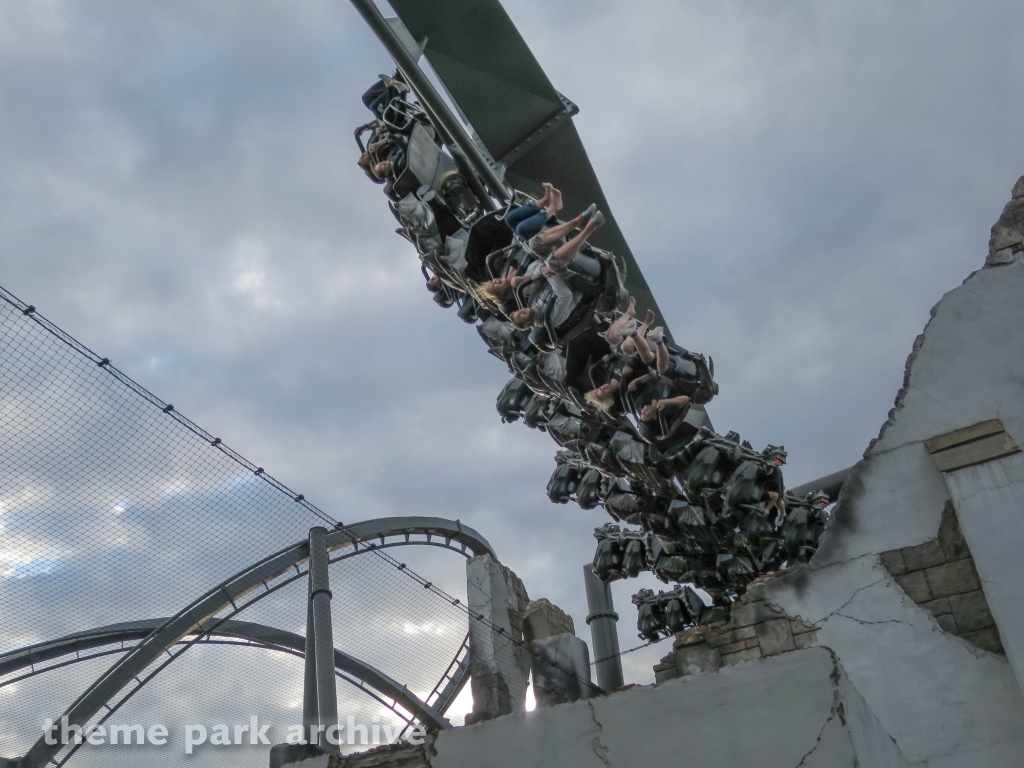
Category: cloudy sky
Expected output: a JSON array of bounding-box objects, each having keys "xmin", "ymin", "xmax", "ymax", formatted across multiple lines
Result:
[{"xmin": 1, "ymin": 0, "xmax": 1023, "ymax": 761}]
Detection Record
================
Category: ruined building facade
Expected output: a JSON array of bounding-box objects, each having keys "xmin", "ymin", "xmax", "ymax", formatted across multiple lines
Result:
[{"xmin": 303, "ymin": 178, "xmax": 1024, "ymax": 768}]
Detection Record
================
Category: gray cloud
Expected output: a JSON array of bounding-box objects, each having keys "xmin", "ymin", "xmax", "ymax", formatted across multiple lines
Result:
[{"xmin": 1, "ymin": 0, "xmax": 1023, "ymax": 761}]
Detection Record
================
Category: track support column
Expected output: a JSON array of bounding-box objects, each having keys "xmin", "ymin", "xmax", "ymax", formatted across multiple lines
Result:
[
  {"xmin": 302, "ymin": 593, "xmax": 319, "ymax": 736},
  {"xmin": 583, "ymin": 564, "xmax": 623, "ymax": 691},
  {"xmin": 306, "ymin": 526, "xmax": 340, "ymax": 753}
]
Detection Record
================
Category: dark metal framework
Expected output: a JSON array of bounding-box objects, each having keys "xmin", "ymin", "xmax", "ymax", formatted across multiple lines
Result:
[
  {"xmin": 348, "ymin": 0, "xmax": 844, "ymax": 648},
  {"xmin": 349, "ymin": 0, "xmax": 669, "ymax": 335}
]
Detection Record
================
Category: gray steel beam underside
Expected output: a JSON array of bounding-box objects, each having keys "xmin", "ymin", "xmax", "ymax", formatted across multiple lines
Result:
[
  {"xmin": 0, "ymin": 618, "xmax": 446, "ymax": 730},
  {"xmin": 13, "ymin": 516, "xmax": 493, "ymax": 768},
  {"xmin": 789, "ymin": 465, "xmax": 854, "ymax": 502}
]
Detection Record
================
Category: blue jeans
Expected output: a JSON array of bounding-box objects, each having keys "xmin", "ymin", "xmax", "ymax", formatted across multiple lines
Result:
[{"xmin": 504, "ymin": 202, "xmax": 552, "ymax": 240}]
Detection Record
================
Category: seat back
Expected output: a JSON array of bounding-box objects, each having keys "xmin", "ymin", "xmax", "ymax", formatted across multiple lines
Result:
[
  {"xmin": 466, "ymin": 211, "xmax": 515, "ymax": 282},
  {"xmin": 381, "ymin": 96, "xmax": 423, "ymax": 132}
]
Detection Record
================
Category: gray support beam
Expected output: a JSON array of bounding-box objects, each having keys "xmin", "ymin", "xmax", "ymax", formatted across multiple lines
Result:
[
  {"xmin": 302, "ymin": 595, "xmax": 319, "ymax": 734},
  {"xmin": 789, "ymin": 465, "xmax": 855, "ymax": 501},
  {"xmin": 308, "ymin": 527, "xmax": 340, "ymax": 753},
  {"xmin": 407, "ymin": 88, "xmax": 497, "ymax": 213},
  {"xmin": 348, "ymin": 0, "xmax": 511, "ymax": 202},
  {"xmin": 583, "ymin": 565, "xmax": 623, "ymax": 691}
]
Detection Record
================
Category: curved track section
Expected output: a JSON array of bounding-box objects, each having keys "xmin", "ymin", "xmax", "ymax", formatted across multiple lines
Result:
[
  {"xmin": 13, "ymin": 516, "xmax": 493, "ymax": 768},
  {"xmin": 0, "ymin": 619, "xmax": 447, "ymax": 731}
]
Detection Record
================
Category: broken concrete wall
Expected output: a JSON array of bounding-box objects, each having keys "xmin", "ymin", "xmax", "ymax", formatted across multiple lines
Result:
[
  {"xmin": 522, "ymin": 599, "xmax": 574, "ymax": 646},
  {"xmin": 306, "ymin": 651, "xmax": 906, "ymax": 768},
  {"xmin": 429, "ymin": 648, "xmax": 907, "ymax": 768},
  {"xmin": 654, "ymin": 576, "xmax": 816, "ymax": 683},
  {"xmin": 764, "ymin": 176, "xmax": 1024, "ymax": 766},
  {"xmin": 521, "ymin": 598, "xmax": 594, "ymax": 708},
  {"xmin": 465, "ymin": 554, "xmax": 531, "ymax": 722},
  {"xmin": 987, "ymin": 175, "xmax": 1024, "ymax": 266},
  {"xmin": 529, "ymin": 633, "xmax": 593, "ymax": 707}
]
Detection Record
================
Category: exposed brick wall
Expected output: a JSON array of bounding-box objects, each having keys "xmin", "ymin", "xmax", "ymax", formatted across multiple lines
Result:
[
  {"xmin": 653, "ymin": 502, "xmax": 1005, "ymax": 683},
  {"xmin": 653, "ymin": 577, "xmax": 818, "ymax": 684},
  {"xmin": 880, "ymin": 502, "xmax": 1003, "ymax": 654}
]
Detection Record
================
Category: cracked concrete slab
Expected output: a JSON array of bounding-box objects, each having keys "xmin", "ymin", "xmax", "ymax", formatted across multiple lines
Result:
[
  {"xmin": 766, "ymin": 555, "xmax": 888, "ymax": 625},
  {"xmin": 835, "ymin": 662, "xmax": 910, "ymax": 768},
  {"xmin": 585, "ymin": 701, "xmax": 613, "ymax": 768},
  {"xmin": 870, "ymin": 261, "xmax": 1024, "ymax": 456},
  {"xmin": 429, "ymin": 649, "xmax": 908, "ymax": 768},
  {"xmin": 812, "ymin": 443, "xmax": 951, "ymax": 568},
  {"xmin": 758, "ymin": 182, "xmax": 1024, "ymax": 767},
  {"xmin": 798, "ymin": 715, "xmax": 856, "ymax": 768},
  {"xmin": 768, "ymin": 558, "xmax": 1024, "ymax": 765}
]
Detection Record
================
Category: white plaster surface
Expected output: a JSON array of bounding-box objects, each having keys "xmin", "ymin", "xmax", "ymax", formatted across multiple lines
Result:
[
  {"xmin": 812, "ymin": 442, "xmax": 950, "ymax": 567},
  {"xmin": 767, "ymin": 559, "xmax": 1024, "ymax": 765},
  {"xmin": 431, "ymin": 648, "xmax": 908, "ymax": 768},
  {"xmin": 765, "ymin": 202, "xmax": 1024, "ymax": 766},
  {"xmin": 836, "ymin": 661, "xmax": 911, "ymax": 768},
  {"xmin": 946, "ymin": 453, "xmax": 1024, "ymax": 695},
  {"xmin": 872, "ymin": 261, "xmax": 1024, "ymax": 455}
]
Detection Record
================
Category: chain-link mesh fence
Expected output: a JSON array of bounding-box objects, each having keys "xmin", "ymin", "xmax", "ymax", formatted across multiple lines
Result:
[
  {"xmin": 0, "ymin": 285, "xmax": 486, "ymax": 766},
  {"xmin": 0, "ymin": 283, "xmax": 657, "ymax": 767}
]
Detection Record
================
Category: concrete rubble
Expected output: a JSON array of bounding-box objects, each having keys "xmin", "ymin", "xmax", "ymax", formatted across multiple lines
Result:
[
  {"xmin": 529, "ymin": 634, "xmax": 593, "ymax": 708},
  {"xmin": 311, "ymin": 649, "xmax": 910, "ymax": 768},
  {"xmin": 987, "ymin": 175, "xmax": 1024, "ymax": 266},
  {"xmin": 522, "ymin": 598, "xmax": 594, "ymax": 708},
  {"xmin": 464, "ymin": 554, "xmax": 531, "ymax": 723}
]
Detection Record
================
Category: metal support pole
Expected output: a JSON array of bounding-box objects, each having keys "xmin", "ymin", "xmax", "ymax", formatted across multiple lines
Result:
[
  {"xmin": 308, "ymin": 527, "xmax": 340, "ymax": 754},
  {"xmin": 399, "ymin": 81, "xmax": 497, "ymax": 212},
  {"xmin": 348, "ymin": 0, "xmax": 511, "ymax": 202},
  {"xmin": 301, "ymin": 594, "xmax": 319, "ymax": 736},
  {"xmin": 450, "ymin": 146, "xmax": 500, "ymax": 213},
  {"xmin": 583, "ymin": 564, "xmax": 623, "ymax": 691}
]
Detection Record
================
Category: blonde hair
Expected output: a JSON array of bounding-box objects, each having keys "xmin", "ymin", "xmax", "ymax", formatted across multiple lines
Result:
[
  {"xmin": 470, "ymin": 283, "xmax": 501, "ymax": 306},
  {"xmin": 585, "ymin": 387, "xmax": 617, "ymax": 412}
]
